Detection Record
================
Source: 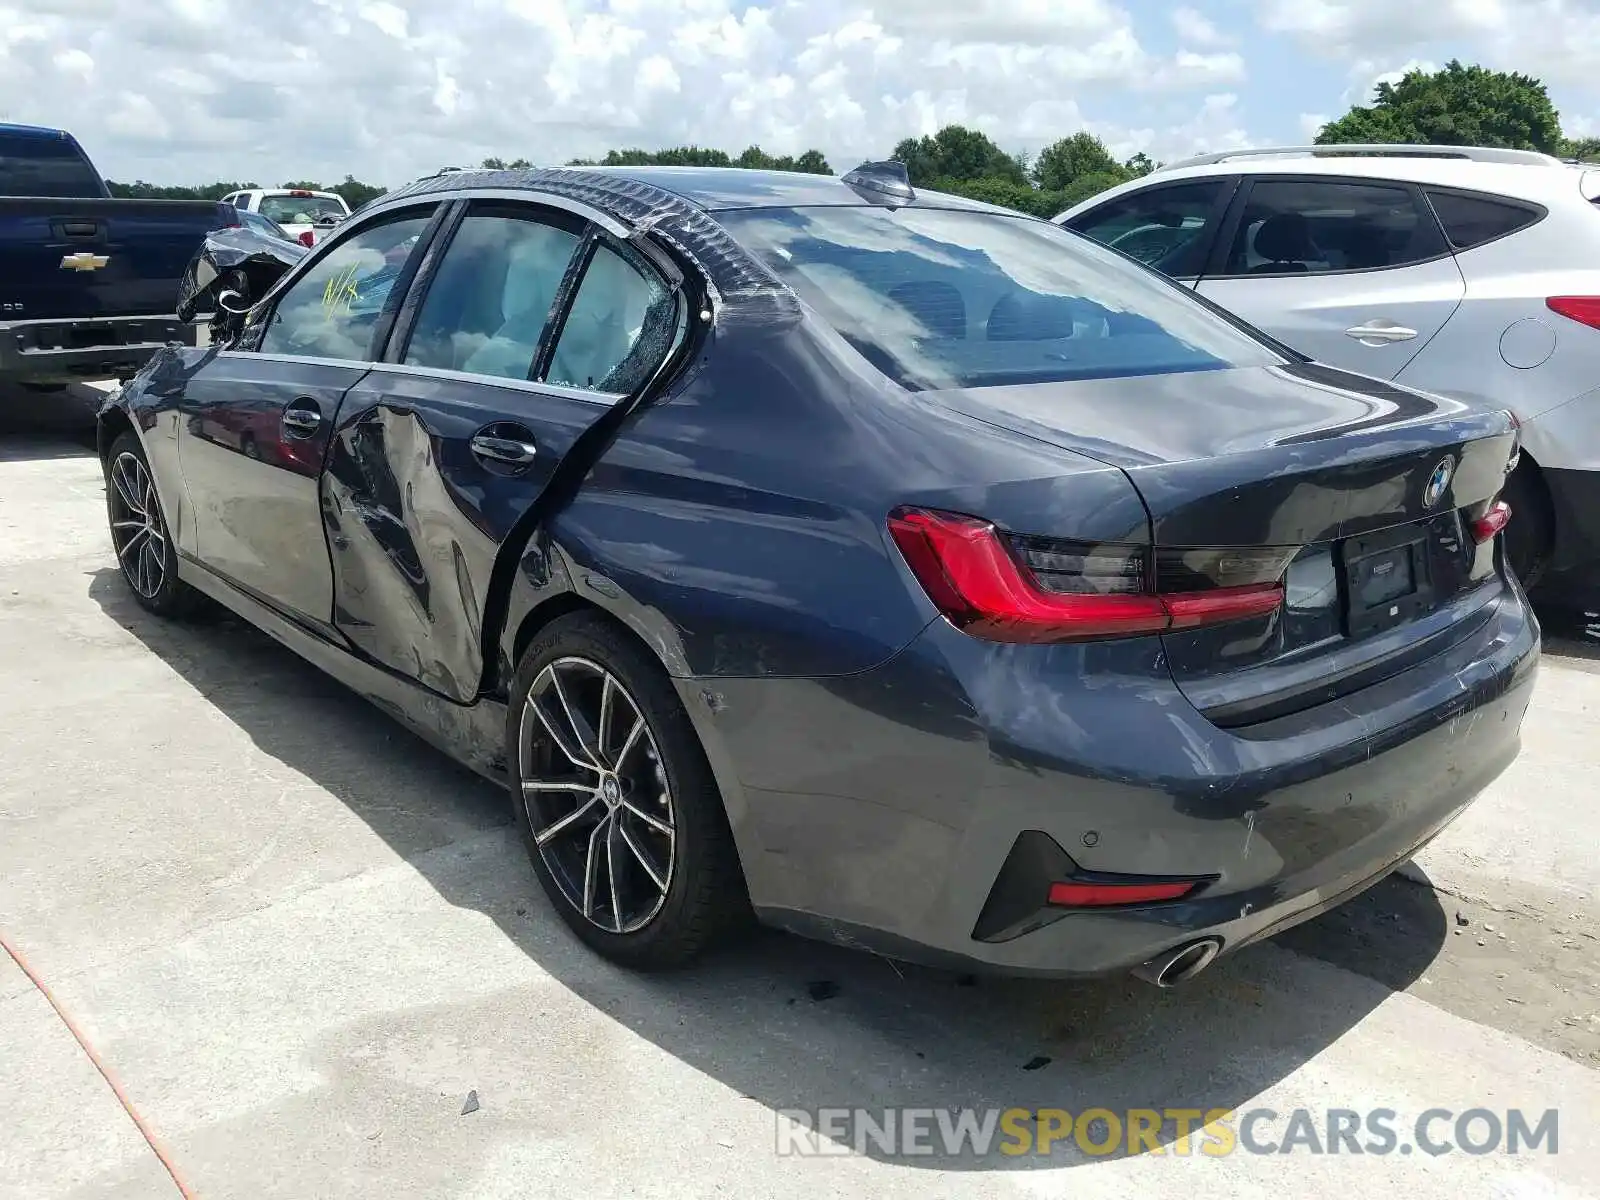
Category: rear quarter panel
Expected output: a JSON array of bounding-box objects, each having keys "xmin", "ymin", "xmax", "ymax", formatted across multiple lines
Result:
[{"xmin": 506, "ymin": 318, "xmax": 1151, "ymax": 682}]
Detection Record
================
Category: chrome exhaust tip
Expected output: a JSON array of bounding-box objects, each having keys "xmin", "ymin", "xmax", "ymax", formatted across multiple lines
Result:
[{"xmin": 1131, "ymin": 937, "xmax": 1222, "ymax": 988}]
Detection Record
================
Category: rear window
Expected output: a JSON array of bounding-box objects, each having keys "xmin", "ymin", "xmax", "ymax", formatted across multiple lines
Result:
[
  {"xmin": 1425, "ymin": 190, "xmax": 1543, "ymax": 250},
  {"xmin": 717, "ymin": 206, "xmax": 1281, "ymax": 390},
  {"xmin": 259, "ymin": 194, "xmax": 347, "ymax": 224},
  {"xmin": 0, "ymin": 132, "xmax": 104, "ymax": 198}
]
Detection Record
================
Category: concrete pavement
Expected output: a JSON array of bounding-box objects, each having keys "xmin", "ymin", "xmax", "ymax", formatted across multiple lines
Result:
[{"xmin": 1, "ymin": 395, "xmax": 1596, "ymax": 1198}]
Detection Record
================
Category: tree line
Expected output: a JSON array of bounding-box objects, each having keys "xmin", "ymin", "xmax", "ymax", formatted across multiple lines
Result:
[{"xmin": 106, "ymin": 62, "xmax": 1598, "ymax": 218}]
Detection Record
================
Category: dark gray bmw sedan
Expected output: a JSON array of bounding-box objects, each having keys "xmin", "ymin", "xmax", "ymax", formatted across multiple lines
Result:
[{"xmin": 103, "ymin": 163, "xmax": 1538, "ymax": 986}]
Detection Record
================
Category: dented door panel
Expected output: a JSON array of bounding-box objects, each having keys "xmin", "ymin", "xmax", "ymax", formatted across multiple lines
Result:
[{"xmin": 321, "ymin": 365, "xmax": 615, "ymax": 701}]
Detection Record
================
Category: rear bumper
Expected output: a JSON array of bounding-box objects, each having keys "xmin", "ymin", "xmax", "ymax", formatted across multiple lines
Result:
[
  {"xmin": 693, "ymin": 582, "xmax": 1539, "ymax": 978},
  {"xmin": 0, "ymin": 315, "xmax": 197, "ymax": 384}
]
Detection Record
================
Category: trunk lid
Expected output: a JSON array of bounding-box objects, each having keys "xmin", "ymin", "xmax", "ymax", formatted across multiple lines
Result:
[{"xmin": 930, "ymin": 362, "xmax": 1520, "ymax": 726}]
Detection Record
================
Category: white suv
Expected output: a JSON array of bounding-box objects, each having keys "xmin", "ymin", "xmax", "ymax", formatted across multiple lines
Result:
[{"xmin": 1057, "ymin": 144, "xmax": 1600, "ymax": 607}]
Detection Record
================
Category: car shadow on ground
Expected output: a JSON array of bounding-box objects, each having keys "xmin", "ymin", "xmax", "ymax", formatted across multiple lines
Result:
[
  {"xmin": 89, "ymin": 568, "xmax": 1453, "ymax": 1170},
  {"xmin": 0, "ymin": 387, "xmax": 99, "ymax": 461}
]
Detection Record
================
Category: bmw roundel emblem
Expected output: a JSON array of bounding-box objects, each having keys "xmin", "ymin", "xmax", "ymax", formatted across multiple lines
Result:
[{"xmin": 1423, "ymin": 457, "xmax": 1454, "ymax": 509}]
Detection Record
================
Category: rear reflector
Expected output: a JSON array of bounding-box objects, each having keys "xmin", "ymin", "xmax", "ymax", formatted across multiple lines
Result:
[
  {"xmin": 1547, "ymin": 296, "xmax": 1600, "ymax": 330},
  {"xmin": 1470, "ymin": 498, "xmax": 1512, "ymax": 544},
  {"xmin": 1047, "ymin": 880, "xmax": 1197, "ymax": 907},
  {"xmin": 888, "ymin": 507, "xmax": 1286, "ymax": 643},
  {"xmin": 290, "ymin": 189, "xmax": 314, "ymax": 197}
]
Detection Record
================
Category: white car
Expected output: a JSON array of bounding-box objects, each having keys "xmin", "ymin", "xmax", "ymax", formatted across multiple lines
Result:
[
  {"xmin": 221, "ymin": 188, "xmax": 350, "ymax": 248},
  {"xmin": 1057, "ymin": 144, "xmax": 1600, "ymax": 607}
]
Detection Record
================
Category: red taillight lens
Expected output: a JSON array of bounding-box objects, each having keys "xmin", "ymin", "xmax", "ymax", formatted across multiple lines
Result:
[
  {"xmin": 1470, "ymin": 498, "xmax": 1512, "ymax": 544},
  {"xmin": 887, "ymin": 507, "xmax": 1286, "ymax": 643},
  {"xmin": 1547, "ymin": 296, "xmax": 1600, "ymax": 330},
  {"xmin": 297, "ymin": 230, "xmax": 315, "ymax": 248},
  {"xmin": 1047, "ymin": 880, "xmax": 1198, "ymax": 907}
]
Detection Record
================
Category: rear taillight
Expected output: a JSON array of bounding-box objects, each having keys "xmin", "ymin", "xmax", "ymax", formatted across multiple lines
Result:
[
  {"xmin": 297, "ymin": 230, "xmax": 315, "ymax": 248},
  {"xmin": 1547, "ymin": 296, "xmax": 1600, "ymax": 330},
  {"xmin": 887, "ymin": 507, "xmax": 1291, "ymax": 643},
  {"xmin": 1470, "ymin": 499, "xmax": 1512, "ymax": 544}
]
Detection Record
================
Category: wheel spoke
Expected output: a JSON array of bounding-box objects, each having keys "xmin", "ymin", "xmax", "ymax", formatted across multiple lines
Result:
[
  {"xmin": 111, "ymin": 519, "xmax": 145, "ymax": 532},
  {"xmin": 581, "ymin": 815, "xmax": 608, "ymax": 918},
  {"xmin": 530, "ymin": 680, "xmax": 597, "ymax": 772},
  {"xmin": 140, "ymin": 540, "xmax": 161, "ymax": 595},
  {"xmin": 619, "ymin": 821, "xmax": 667, "ymax": 891},
  {"xmin": 613, "ymin": 717, "xmax": 645, "ymax": 772},
  {"xmin": 111, "ymin": 458, "xmax": 145, "ymax": 515},
  {"xmin": 547, "ymin": 667, "xmax": 602, "ymax": 770},
  {"xmin": 532, "ymin": 792, "xmax": 601, "ymax": 846},
  {"xmin": 116, "ymin": 525, "xmax": 150, "ymax": 563},
  {"xmin": 596, "ymin": 674, "xmax": 616, "ymax": 766},
  {"xmin": 622, "ymin": 799, "xmax": 673, "ymax": 838},
  {"xmin": 606, "ymin": 819, "xmax": 625, "ymax": 931}
]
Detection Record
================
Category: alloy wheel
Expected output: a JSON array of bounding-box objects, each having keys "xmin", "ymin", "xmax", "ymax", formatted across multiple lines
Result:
[
  {"xmin": 108, "ymin": 451, "xmax": 168, "ymax": 599},
  {"xmin": 518, "ymin": 656, "xmax": 677, "ymax": 933}
]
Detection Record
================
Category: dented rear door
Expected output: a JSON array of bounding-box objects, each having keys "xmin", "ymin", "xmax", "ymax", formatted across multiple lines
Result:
[{"xmin": 320, "ymin": 203, "xmax": 683, "ymax": 702}]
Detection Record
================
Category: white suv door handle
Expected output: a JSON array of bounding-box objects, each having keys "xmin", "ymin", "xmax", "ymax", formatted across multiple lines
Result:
[{"xmin": 1345, "ymin": 320, "xmax": 1418, "ymax": 345}]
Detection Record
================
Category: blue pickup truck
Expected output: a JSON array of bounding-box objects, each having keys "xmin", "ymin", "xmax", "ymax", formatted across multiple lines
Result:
[{"xmin": 0, "ymin": 122, "xmax": 234, "ymax": 389}]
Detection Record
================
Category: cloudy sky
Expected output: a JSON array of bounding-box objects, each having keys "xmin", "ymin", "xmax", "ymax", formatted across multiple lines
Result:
[{"xmin": 0, "ymin": 0, "xmax": 1596, "ymax": 188}]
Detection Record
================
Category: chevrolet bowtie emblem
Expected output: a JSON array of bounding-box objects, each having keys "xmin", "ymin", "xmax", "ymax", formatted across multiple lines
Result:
[{"xmin": 60, "ymin": 251, "xmax": 110, "ymax": 272}]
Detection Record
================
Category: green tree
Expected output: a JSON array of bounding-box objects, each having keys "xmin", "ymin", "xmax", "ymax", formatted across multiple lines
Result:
[
  {"xmin": 891, "ymin": 125, "xmax": 1027, "ymax": 187},
  {"xmin": 792, "ymin": 149, "xmax": 833, "ymax": 175},
  {"xmin": 1315, "ymin": 60, "xmax": 1563, "ymax": 153},
  {"xmin": 330, "ymin": 174, "xmax": 386, "ymax": 209},
  {"xmin": 1033, "ymin": 132, "xmax": 1122, "ymax": 191},
  {"xmin": 1564, "ymin": 135, "xmax": 1600, "ymax": 161},
  {"xmin": 1055, "ymin": 170, "xmax": 1127, "ymax": 208},
  {"xmin": 1124, "ymin": 152, "xmax": 1158, "ymax": 177}
]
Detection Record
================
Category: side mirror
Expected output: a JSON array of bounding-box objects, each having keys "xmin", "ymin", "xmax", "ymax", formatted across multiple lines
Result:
[{"xmin": 217, "ymin": 289, "xmax": 251, "ymax": 316}]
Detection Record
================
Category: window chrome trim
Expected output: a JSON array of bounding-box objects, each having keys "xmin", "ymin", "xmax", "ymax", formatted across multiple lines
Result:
[
  {"xmin": 368, "ymin": 360, "xmax": 622, "ymax": 405},
  {"xmin": 356, "ymin": 187, "xmax": 631, "ymax": 240}
]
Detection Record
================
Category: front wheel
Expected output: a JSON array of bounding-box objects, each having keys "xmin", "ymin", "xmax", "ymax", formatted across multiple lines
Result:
[
  {"xmin": 105, "ymin": 431, "xmax": 203, "ymax": 618},
  {"xmin": 506, "ymin": 613, "xmax": 750, "ymax": 969}
]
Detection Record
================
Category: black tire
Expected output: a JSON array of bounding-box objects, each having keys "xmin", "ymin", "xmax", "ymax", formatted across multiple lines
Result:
[
  {"xmin": 241, "ymin": 432, "xmax": 261, "ymax": 460},
  {"xmin": 104, "ymin": 430, "xmax": 204, "ymax": 619},
  {"xmin": 1502, "ymin": 463, "xmax": 1554, "ymax": 593},
  {"xmin": 506, "ymin": 612, "xmax": 750, "ymax": 969}
]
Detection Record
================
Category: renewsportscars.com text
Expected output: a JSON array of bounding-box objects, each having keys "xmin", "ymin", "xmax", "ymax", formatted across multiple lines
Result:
[{"xmin": 775, "ymin": 1106, "xmax": 1559, "ymax": 1159}]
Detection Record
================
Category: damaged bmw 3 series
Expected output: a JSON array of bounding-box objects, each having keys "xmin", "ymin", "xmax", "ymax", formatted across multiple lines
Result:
[{"xmin": 97, "ymin": 162, "xmax": 1538, "ymax": 984}]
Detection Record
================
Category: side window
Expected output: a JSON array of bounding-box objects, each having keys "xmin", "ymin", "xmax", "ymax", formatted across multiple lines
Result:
[
  {"xmin": 1425, "ymin": 190, "xmax": 1543, "ymax": 251},
  {"xmin": 403, "ymin": 208, "xmax": 584, "ymax": 380},
  {"xmin": 546, "ymin": 242, "xmax": 678, "ymax": 393},
  {"xmin": 1223, "ymin": 179, "xmax": 1447, "ymax": 277},
  {"xmin": 257, "ymin": 212, "xmax": 432, "ymax": 361},
  {"xmin": 233, "ymin": 195, "xmax": 250, "ymax": 210},
  {"xmin": 1067, "ymin": 180, "xmax": 1229, "ymax": 276}
]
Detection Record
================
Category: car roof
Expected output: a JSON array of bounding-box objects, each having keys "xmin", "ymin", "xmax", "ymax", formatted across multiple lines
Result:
[
  {"xmin": 0, "ymin": 121, "xmax": 75, "ymax": 140},
  {"xmin": 390, "ymin": 164, "xmax": 1020, "ymax": 216},
  {"xmin": 1060, "ymin": 150, "xmax": 1595, "ymax": 218}
]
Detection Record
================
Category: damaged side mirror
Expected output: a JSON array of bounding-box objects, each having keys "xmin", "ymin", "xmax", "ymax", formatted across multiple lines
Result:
[{"xmin": 176, "ymin": 225, "xmax": 308, "ymax": 347}]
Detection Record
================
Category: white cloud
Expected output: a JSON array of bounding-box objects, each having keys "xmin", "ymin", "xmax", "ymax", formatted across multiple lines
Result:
[{"xmin": 1172, "ymin": 6, "xmax": 1229, "ymax": 46}]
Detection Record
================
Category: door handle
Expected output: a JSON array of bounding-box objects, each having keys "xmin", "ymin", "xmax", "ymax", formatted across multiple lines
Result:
[
  {"xmin": 470, "ymin": 433, "xmax": 538, "ymax": 466},
  {"xmin": 282, "ymin": 399, "xmax": 322, "ymax": 437},
  {"xmin": 1345, "ymin": 321, "xmax": 1418, "ymax": 345}
]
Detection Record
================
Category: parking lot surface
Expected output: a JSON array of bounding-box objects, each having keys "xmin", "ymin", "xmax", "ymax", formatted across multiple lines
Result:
[{"xmin": 2, "ymin": 391, "xmax": 1597, "ymax": 1199}]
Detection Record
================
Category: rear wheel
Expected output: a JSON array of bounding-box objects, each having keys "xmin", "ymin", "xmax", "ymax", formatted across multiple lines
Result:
[
  {"xmin": 105, "ymin": 431, "xmax": 203, "ymax": 618},
  {"xmin": 506, "ymin": 613, "xmax": 749, "ymax": 969},
  {"xmin": 1502, "ymin": 463, "xmax": 1554, "ymax": 592}
]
